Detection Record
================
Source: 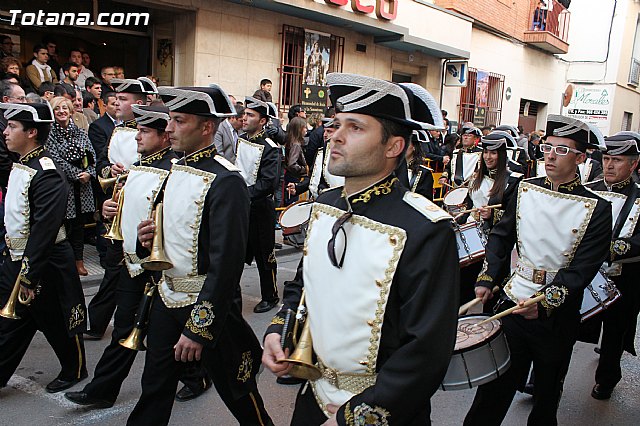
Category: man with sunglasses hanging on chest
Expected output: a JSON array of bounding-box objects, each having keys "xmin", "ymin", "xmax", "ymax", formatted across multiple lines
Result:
[
  {"xmin": 236, "ymin": 97, "xmax": 281, "ymax": 314},
  {"xmin": 262, "ymin": 74, "xmax": 460, "ymax": 425},
  {"xmin": 439, "ymin": 125, "xmax": 483, "ymax": 188},
  {"xmin": 464, "ymin": 115, "xmax": 612, "ymax": 426},
  {"xmin": 580, "ymin": 131, "xmax": 640, "ymax": 401},
  {"xmin": 130, "ymin": 86, "xmax": 272, "ymax": 426}
]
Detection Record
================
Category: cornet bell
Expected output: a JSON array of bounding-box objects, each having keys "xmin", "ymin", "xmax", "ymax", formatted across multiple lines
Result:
[
  {"xmin": 276, "ymin": 319, "xmax": 322, "ymax": 381},
  {"xmin": 142, "ymin": 202, "xmax": 173, "ymax": 271},
  {"xmin": 119, "ymin": 327, "xmax": 147, "ymax": 351}
]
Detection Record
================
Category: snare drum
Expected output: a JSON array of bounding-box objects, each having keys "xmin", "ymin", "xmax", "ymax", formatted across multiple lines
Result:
[
  {"xmin": 441, "ymin": 314, "xmax": 511, "ymax": 391},
  {"xmin": 580, "ymin": 270, "xmax": 621, "ymax": 322},
  {"xmin": 454, "ymin": 222, "xmax": 487, "ymax": 267},
  {"xmin": 444, "ymin": 188, "xmax": 469, "ymax": 215},
  {"xmin": 278, "ymin": 201, "xmax": 314, "ymax": 236}
]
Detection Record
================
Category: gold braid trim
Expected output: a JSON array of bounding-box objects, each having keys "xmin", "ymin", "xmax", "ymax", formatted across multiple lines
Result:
[{"xmin": 350, "ymin": 177, "xmax": 398, "ymax": 204}]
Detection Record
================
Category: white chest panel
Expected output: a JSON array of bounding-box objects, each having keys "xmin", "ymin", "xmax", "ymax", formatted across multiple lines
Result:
[
  {"xmin": 323, "ymin": 146, "xmax": 345, "ymax": 189},
  {"xmin": 451, "ymin": 152, "xmax": 480, "ymax": 182},
  {"xmin": 303, "ymin": 203, "xmax": 406, "ymax": 407},
  {"xmin": 507, "ymin": 181, "xmax": 596, "ymax": 300},
  {"xmin": 159, "ymin": 164, "xmax": 215, "ymax": 307},
  {"xmin": 108, "ymin": 127, "xmax": 139, "ymax": 169},
  {"xmin": 578, "ymin": 160, "xmax": 593, "ymax": 184},
  {"xmin": 5, "ymin": 164, "xmax": 37, "ymax": 260},
  {"xmin": 469, "ymin": 177, "xmax": 493, "ymax": 210},
  {"xmin": 309, "ymin": 150, "xmax": 324, "ymax": 198},
  {"xmin": 120, "ymin": 166, "xmax": 170, "ymax": 277},
  {"xmin": 235, "ymin": 138, "xmax": 263, "ymax": 187}
]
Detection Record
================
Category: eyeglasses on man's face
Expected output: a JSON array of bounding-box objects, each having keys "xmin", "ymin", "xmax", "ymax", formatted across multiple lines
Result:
[{"xmin": 539, "ymin": 143, "xmax": 582, "ymax": 156}]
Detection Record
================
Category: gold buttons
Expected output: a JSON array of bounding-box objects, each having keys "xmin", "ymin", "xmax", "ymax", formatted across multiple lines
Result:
[
  {"xmin": 375, "ymin": 279, "xmax": 383, "ymax": 287},
  {"xmin": 523, "ymin": 188, "xmax": 528, "ymax": 192},
  {"xmin": 572, "ymin": 229, "xmax": 578, "ymax": 234},
  {"xmin": 367, "ymin": 320, "xmax": 374, "ymax": 326},
  {"xmin": 389, "ymin": 236, "xmax": 397, "ymax": 245}
]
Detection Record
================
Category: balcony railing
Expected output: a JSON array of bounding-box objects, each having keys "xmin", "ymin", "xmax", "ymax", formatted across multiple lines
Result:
[
  {"xmin": 524, "ymin": 0, "xmax": 570, "ymax": 54},
  {"xmin": 629, "ymin": 58, "xmax": 640, "ymax": 87}
]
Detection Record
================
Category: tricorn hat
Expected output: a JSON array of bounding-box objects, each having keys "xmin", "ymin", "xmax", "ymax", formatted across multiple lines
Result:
[
  {"xmin": 112, "ymin": 77, "xmax": 156, "ymax": 95},
  {"xmin": 245, "ymin": 97, "xmax": 277, "ymax": 119},
  {"xmin": 604, "ymin": 131, "xmax": 640, "ymax": 156},
  {"xmin": 545, "ymin": 114, "xmax": 605, "ymax": 150},
  {"xmin": 132, "ymin": 104, "xmax": 170, "ymax": 130},
  {"xmin": 158, "ymin": 85, "xmax": 236, "ymax": 118},
  {"xmin": 0, "ymin": 102, "xmax": 53, "ymax": 123},
  {"xmin": 481, "ymin": 130, "xmax": 513, "ymax": 151}
]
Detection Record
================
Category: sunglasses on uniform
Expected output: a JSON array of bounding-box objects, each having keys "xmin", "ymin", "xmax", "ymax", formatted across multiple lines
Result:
[{"xmin": 539, "ymin": 143, "xmax": 582, "ymax": 156}]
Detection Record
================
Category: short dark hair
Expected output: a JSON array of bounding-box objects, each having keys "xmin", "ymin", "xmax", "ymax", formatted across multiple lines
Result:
[
  {"xmin": 132, "ymin": 92, "xmax": 147, "ymax": 103},
  {"xmin": 377, "ymin": 117, "xmax": 412, "ymax": 164},
  {"xmin": 38, "ymin": 81, "xmax": 55, "ymax": 96},
  {"xmin": 62, "ymin": 62, "xmax": 78, "ymax": 73},
  {"xmin": 102, "ymin": 91, "xmax": 116, "ymax": 102},
  {"xmin": 20, "ymin": 121, "xmax": 51, "ymax": 145},
  {"xmin": 53, "ymin": 84, "xmax": 67, "ymax": 97},
  {"xmin": 82, "ymin": 91, "xmax": 96, "ymax": 108},
  {"xmin": 325, "ymin": 107, "xmax": 336, "ymax": 118},
  {"xmin": 234, "ymin": 105, "xmax": 245, "ymax": 117},
  {"xmin": 85, "ymin": 77, "xmax": 101, "ymax": 89},
  {"xmin": 32, "ymin": 44, "xmax": 47, "ymax": 53},
  {"xmin": 288, "ymin": 104, "xmax": 304, "ymax": 120},
  {"xmin": 69, "ymin": 48, "xmax": 82, "ymax": 56},
  {"xmin": 56, "ymin": 82, "xmax": 76, "ymax": 97},
  {"xmin": 0, "ymin": 80, "xmax": 15, "ymax": 99},
  {"xmin": 260, "ymin": 79, "xmax": 272, "ymax": 86}
]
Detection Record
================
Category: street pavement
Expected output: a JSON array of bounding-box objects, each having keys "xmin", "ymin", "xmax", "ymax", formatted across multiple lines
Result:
[{"xmin": 1, "ymin": 245, "xmax": 639, "ymax": 425}]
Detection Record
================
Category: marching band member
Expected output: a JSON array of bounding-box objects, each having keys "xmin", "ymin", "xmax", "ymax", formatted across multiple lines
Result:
[
  {"xmin": 86, "ymin": 77, "xmax": 156, "ymax": 339},
  {"xmin": 0, "ymin": 102, "xmax": 87, "ymax": 393},
  {"xmin": 237, "ymin": 97, "xmax": 281, "ymax": 313},
  {"xmin": 439, "ymin": 124, "xmax": 482, "ymax": 188},
  {"xmin": 582, "ymin": 131, "xmax": 640, "ymax": 400},
  {"xmin": 465, "ymin": 115, "xmax": 612, "ymax": 426},
  {"xmin": 398, "ymin": 130, "xmax": 434, "ymax": 200},
  {"xmin": 263, "ymin": 74, "xmax": 459, "ymax": 425},
  {"xmin": 494, "ymin": 124, "xmax": 529, "ymax": 174},
  {"xmin": 130, "ymin": 86, "xmax": 272, "ymax": 425}
]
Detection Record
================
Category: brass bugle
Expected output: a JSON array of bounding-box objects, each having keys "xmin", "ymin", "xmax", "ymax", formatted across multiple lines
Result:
[
  {"xmin": 119, "ymin": 282, "xmax": 156, "ymax": 351},
  {"xmin": 104, "ymin": 189, "xmax": 125, "ymax": 241},
  {"xmin": 1, "ymin": 275, "xmax": 32, "ymax": 320},
  {"xmin": 99, "ymin": 172, "xmax": 129, "ymax": 193},
  {"xmin": 141, "ymin": 202, "xmax": 173, "ymax": 271}
]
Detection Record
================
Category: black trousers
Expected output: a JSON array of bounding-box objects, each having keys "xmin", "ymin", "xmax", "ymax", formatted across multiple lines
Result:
[
  {"xmin": 83, "ymin": 268, "xmax": 209, "ymax": 402},
  {"xmin": 459, "ymin": 261, "xmax": 483, "ymax": 306},
  {"xmin": 65, "ymin": 217, "xmax": 85, "ymax": 261},
  {"xmin": 0, "ymin": 277, "xmax": 86, "ymax": 386},
  {"xmin": 247, "ymin": 199, "xmax": 278, "ymax": 302},
  {"xmin": 127, "ymin": 295, "xmax": 272, "ymax": 426},
  {"xmin": 595, "ymin": 279, "xmax": 640, "ymax": 388},
  {"xmin": 88, "ymin": 240, "xmax": 123, "ymax": 334},
  {"xmin": 464, "ymin": 303, "xmax": 580, "ymax": 426}
]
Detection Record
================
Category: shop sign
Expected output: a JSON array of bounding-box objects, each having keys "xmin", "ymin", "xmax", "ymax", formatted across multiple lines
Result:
[{"xmin": 323, "ymin": 0, "xmax": 398, "ymax": 21}]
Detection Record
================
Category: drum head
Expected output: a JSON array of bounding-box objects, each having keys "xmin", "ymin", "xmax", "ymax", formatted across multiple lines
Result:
[
  {"xmin": 444, "ymin": 188, "xmax": 469, "ymax": 206},
  {"xmin": 279, "ymin": 202, "xmax": 314, "ymax": 228},
  {"xmin": 454, "ymin": 315, "xmax": 500, "ymax": 352}
]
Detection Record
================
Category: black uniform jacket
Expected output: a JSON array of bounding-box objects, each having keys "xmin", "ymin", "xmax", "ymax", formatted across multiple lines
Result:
[
  {"xmin": 397, "ymin": 159, "xmax": 434, "ymax": 200},
  {"xmin": 267, "ymin": 175, "xmax": 460, "ymax": 425},
  {"xmin": 244, "ymin": 130, "xmax": 280, "ymax": 202},
  {"xmin": 460, "ymin": 171, "xmax": 522, "ymax": 231},
  {"xmin": 0, "ymin": 146, "xmax": 86, "ymax": 335},
  {"xmin": 477, "ymin": 176, "xmax": 612, "ymax": 317}
]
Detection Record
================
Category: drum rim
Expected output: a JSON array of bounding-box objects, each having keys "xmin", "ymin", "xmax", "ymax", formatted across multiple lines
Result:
[
  {"xmin": 444, "ymin": 187, "xmax": 469, "ymax": 205},
  {"xmin": 278, "ymin": 201, "xmax": 314, "ymax": 228},
  {"xmin": 453, "ymin": 314, "xmax": 502, "ymax": 354}
]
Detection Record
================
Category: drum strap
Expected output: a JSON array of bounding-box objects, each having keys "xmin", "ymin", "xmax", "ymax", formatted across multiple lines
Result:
[
  {"xmin": 612, "ymin": 183, "xmax": 638, "ymax": 241},
  {"xmin": 454, "ymin": 151, "xmax": 464, "ymax": 185}
]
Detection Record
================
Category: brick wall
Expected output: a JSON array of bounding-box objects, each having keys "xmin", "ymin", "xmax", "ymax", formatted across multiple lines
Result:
[{"xmin": 435, "ymin": 0, "xmax": 534, "ymax": 41}]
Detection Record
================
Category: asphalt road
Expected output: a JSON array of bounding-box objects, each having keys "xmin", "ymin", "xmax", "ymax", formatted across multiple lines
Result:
[{"xmin": 1, "ymin": 250, "xmax": 638, "ymax": 425}]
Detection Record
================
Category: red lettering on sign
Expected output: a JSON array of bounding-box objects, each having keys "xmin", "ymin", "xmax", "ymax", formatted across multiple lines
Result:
[
  {"xmin": 376, "ymin": 0, "xmax": 397, "ymax": 20},
  {"xmin": 351, "ymin": 0, "xmax": 374, "ymax": 14},
  {"xmin": 325, "ymin": 0, "xmax": 348, "ymax": 6}
]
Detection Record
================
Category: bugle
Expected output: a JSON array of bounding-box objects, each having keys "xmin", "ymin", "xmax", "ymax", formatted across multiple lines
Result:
[
  {"xmin": 98, "ymin": 172, "xmax": 129, "ymax": 193},
  {"xmin": 119, "ymin": 281, "xmax": 156, "ymax": 351},
  {"xmin": 0, "ymin": 275, "xmax": 33, "ymax": 320},
  {"xmin": 141, "ymin": 202, "xmax": 173, "ymax": 271}
]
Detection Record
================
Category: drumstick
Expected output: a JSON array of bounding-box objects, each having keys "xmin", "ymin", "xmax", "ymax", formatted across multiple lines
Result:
[
  {"xmin": 476, "ymin": 294, "xmax": 545, "ymax": 326},
  {"xmin": 458, "ymin": 286, "xmax": 500, "ymax": 316},
  {"xmin": 455, "ymin": 204, "xmax": 502, "ymax": 216}
]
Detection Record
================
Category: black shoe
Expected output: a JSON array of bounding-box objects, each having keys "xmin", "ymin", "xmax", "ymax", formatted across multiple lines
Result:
[
  {"xmin": 254, "ymin": 299, "xmax": 279, "ymax": 313},
  {"xmin": 523, "ymin": 382, "xmax": 534, "ymax": 395},
  {"xmin": 591, "ymin": 384, "xmax": 613, "ymax": 400},
  {"xmin": 594, "ymin": 346, "xmax": 601, "ymax": 354},
  {"xmin": 46, "ymin": 371, "xmax": 88, "ymax": 393},
  {"xmin": 175, "ymin": 378, "xmax": 212, "ymax": 402},
  {"xmin": 64, "ymin": 391, "xmax": 114, "ymax": 409},
  {"xmin": 274, "ymin": 242, "xmax": 283, "ymax": 249},
  {"xmin": 276, "ymin": 375, "xmax": 305, "ymax": 385},
  {"xmin": 84, "ymin": 331, "xmax": 103, "ymax": 340}
]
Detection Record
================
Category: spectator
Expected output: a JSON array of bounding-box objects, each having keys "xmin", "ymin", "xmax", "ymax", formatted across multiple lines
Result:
[
  {"xmin": 304, "ymin": 106, "xmax": 334, "ymax": 165},
  {"xmin": 253, "ymin": 78, "xmax": 273, "ymax": 103},
  {"xmin": 213, "ymin": 104, "xmax": 244, "ymax": 162},
  {"xmin": 283, "ymin": 116, "xmax": 308, "ymax": 205},
  {"xmin": 442, "ymin": 132, "xmax": 459, "ymax": 158},
  {"xmin": 53, "ymin": 83, "xmax": 69, "ymax": 98},
  {"xmin": 424, "ymin": 129, "xmax": 449, "ymax": 167},
  {"xmin": 25, "ymin": 44, "xmax": 58, "ymax": 90},
  {"xmin": 47, "ymin": 96, "xmax": 97, "ymax": 277},
  {"xmin": 0, "ymin": 35, "xmax": 14, "ymax": 59},
  {"xmin": 113, "ymin": 66, "xmax": 124, "ymax": 79},
  {"xmin": 60, "ymin": 48, "xmax": 94, "ymax": 89},
  {"xmin": 72, "ymin": 89, "xmax": 89, "ymax": 132},
  {"xmin": 481, "ymin": 126, "xmax": 492, "ymax": 136},
  {"xmin": 287, "ymin": 104, "xmax": 306, "ymax": 121},
  {"xmin": 60, "ymin": 61, "xmax": 80, "ymax": 91},
  {"xmin": 516, "ymin": 125, "xmax": 528, "ymax": 148},
  {"xmin": 81, "ymin": 51, "xmax": 92, "ymax": 73},
  {"xmin": 25, "ymin": 93, "xmax": 43, "ymax": 103},
  {"xmin": 0, "ymin": 56, "xmax": 22, "ymax": 78},
  {"xmin": 145, "ymin": 75, "xmax": 158, "ymax": 85},
  {"xmin": 2, "ymin": 73, "xmax": 19, "ymax": 86},
  {"xmin": 87, "ymin": 91, "xmax": 117, "ymax": 169},
  {"xmin": 82, "ymin": 91, "xmax": 98, "ymax": 124},
  {"xmin": 43, "ymin": 36, "xmax": 61, "ymax": 74},
  {"xmin": 100, "ymin": 66, "xmax": 116, "ymax": 94},
  {"xmin": 38, "ymin": 81, "xmax": 55, "ymax": 102},
  {"xmin": 85, "ymin": 76, "xmax": 103, "ymax": 115}
]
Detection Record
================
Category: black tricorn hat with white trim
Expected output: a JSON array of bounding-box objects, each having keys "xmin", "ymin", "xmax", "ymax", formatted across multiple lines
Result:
[
  {"xmin": 158, "ymin": 85, "xmax": 236, "ymax": 118},
  {"xmin": 0, "ymin": 102, "xmax": 53, "ymax": 123},
  {"xmin": 604, "ymin": 131, "xmax": 640, "ymax": 156},
  {"xmin": 245, "ymin": 97, "xmax": 277, "ymax": 119},
  {"xmin": 494, "ymin": 124, "xmax": 519, "ymax": 138},
  {"xmin": 481, "ymin": 130, "xmax": 513, "ymax": 151},
  {"xmin": 112, "ymin": 77, "xmax": 156, "ymax": 95},
  {"xmin": 545, "ymin": 114, "xmax": 605, "ymax": 150},
  {"xmin": 461, "ymin": 126, "xmax": 482, "ymax": 137},
  {"xmin": 398, "ymin": 83, "xmax": 446, "ymax": 130},
  {"xmin": 327, "ymin": 73, "xmax": 431, "ymax": 131},
  {"xmin": 132, "ymin": 104, "xmax": 170, "ymax": 130}
]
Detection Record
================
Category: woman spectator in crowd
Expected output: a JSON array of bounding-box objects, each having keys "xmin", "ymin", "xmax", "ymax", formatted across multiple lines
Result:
[
  {"xmin": 0, "ymin": 56, "xmax": 22, "ymax": 78},
  {"xmin": 47, "ymin": 96, "xmax": 96, "ymax": 276},
  {"xmin": 442, "ymin": 132, "xmax": 460, "ymax": 158},
  {"xmin": 283, "ymin": 116, "xmax": 308, "ymax": 205}
]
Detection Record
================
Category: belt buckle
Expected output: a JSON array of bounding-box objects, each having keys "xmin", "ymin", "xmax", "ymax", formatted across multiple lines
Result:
[{"xmin": 532, "ymin": 269, "xmax": 546, "ymax": 285}]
